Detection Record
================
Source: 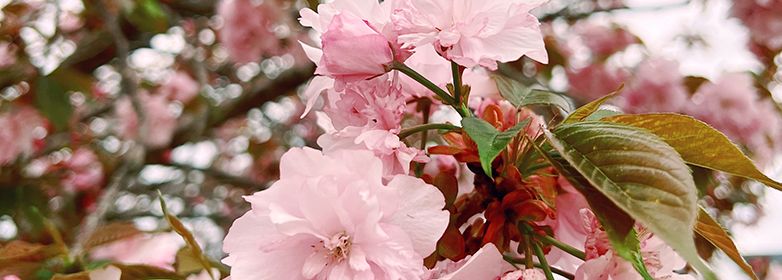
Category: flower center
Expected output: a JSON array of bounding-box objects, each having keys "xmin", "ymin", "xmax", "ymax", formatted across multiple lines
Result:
[{"xmin": 323, "ymin": 232, "xmax": 352, "ymax": 262}]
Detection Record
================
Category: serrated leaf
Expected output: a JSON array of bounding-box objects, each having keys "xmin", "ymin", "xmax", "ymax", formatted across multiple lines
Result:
[
  {"xmin": 603, "ymin": 113, "xmax": 782, "ymax": 191},
  {"xmin": 493, "ymin": 75, "xmax": 572, "ymax": 112},
  {"xmin": 159, "ymin": 194, "xmax": 214, "ymax": 280},
  {"xmin": 529, "ymin": 140, "xmax": 650, "ymax": 278},
  {"xmin": 84, "ymin": 222, "xmax": 142, "ymax": 250},
  {"xmin": 545, "ymin": 122, "xmax": 715, "ymax": 279},
  {"xmin": 461, "ymin": 117, "xmax": 529, "ymax": 177},
  {"xmin": 695, "ymin": 207, "xmax": 758, "ymax": 280},
  {"xmin": 562, "ymin": 85, "xmax": 622, "ymax": 124},
  {"xmin": 35, "ymin": 75, "xmax": 73, "ymax": 131}
]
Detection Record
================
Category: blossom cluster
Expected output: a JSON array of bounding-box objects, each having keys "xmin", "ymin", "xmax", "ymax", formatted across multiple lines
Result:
[{"xmin": 218, "ymin": 1, "xmax": 696, "ymax": 279}]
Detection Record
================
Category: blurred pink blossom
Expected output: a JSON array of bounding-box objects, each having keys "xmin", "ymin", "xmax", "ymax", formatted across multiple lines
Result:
[
  {"xmin": 0, "ymin": 42, "xmax": 16, "ymax": 68},
  {"xmin": 116, "ymin": 92, "xmax": 178, "ymax": 148},
  {"xmin": 687, "ymin": 73, "xmax": 781, "ymax": 160},
  {"xmin": 222, "ymin": 147, "xmax": 449, "ymax": 280},
  {"xmin": 90, "ymin": 232, "xmax": 185, "ymax": 270},
  {"xmin": 393, "ymin": 0, "xmax": 548, "ymax": 69},
  {"xmin": 158, "ymin": 71, "xmax": 200, "ymax": 103},
  {"xmin": 218, "ymin": 0, "xmax": 281, "ymax": 64},
  {"xmin": 618, "ymin": 58, "xmax": 688, "ymax": 114},
  {"xmin": 732, "ymin": 0, "xmax": 782, "ymax": 50},
  {"xmin": 62, "ymin": 148, "xmax": 104, "ymax": 192},
  {"xmin": 2, "ymin": 276, "xmax": 21, "ymax": 280},
  {"xmin": 566, "ymin": 64, "xmax": 628, "ymax": 102},
  {"xmin": 576, "ymin": 24, "xmax": 636, "ymax": 57},
  {"xmin": 574, "ymin": 210, "xmax": 694, "ymax": 280},
  {"xmin": 0, "ymin": 107, "xmax": 47, "ymax": 165}
]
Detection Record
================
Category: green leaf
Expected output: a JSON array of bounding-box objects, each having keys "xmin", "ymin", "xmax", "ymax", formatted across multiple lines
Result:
[
  {"xmin": 159, "ymin": 194, "xmax": 215, "ymax": 280},
  {"xmin": 493, "ymin": 74, "xmax": 572, "ymax": 112},
  {"xmin": 695, "ymin": 207, "xmax": 758, "ymax": 280},
  {"xmin": 529, "ymin": 141, "xmax": 651, "ymax": 279},
  {"xmin": 461, "ymin": 117, "xmax": 528, "ymax": 177},
  {"xmin": 562, "ymin": 85, "xmax": 623, "ymax": 124},
  {"xmin": 124, "ymin": 0, "xmax": 169, "ymax": 33},
  {"xmin": 545, "ymin": 122, "xmax": 715, "ymax": 279},
  {"xmin": 584, "ymin": 109, "xmax": 622, "ymax": 121},
  {"xmin": 35, "ymin": 75, "xmax": 73, "ymax": 131},
  {"xmin": 603, "ymin": 113, "xmax": 782, "ymax": 191}
]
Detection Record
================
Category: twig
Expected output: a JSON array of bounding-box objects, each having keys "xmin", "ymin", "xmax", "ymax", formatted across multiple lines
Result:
[
  {"xmin": 539, "ymin": 0, "xmax": 692, "ymax": 22},
  {"xmin": 165, "ymin": 162, "xmax": 261, "ymax": 190}
]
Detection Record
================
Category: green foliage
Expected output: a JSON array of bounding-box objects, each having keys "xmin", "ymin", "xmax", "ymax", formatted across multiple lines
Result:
[
  {"xmin": 461, "ymin": 117, "xmax": 528, "ymax": 177},
  {"xmin": 545, "ymin": 122, "xmax": 715, "ymax": 279},
  {"xmin": 34, "ymin": 75, "xmax": 73, "ymax": 131},
  {"xmin": 493, "ymin": 74, "xmax": 572, "ymax": 112},
  {"xmin": 124, "ymin": 0, "xmax": 169, "ymax": 33},
  {"xmin": 695, "ymin": 207, "xmax": 758, "ymax": 280},
  {"xmin": 562, "ymin": 86, "xmax": 622, "ymax": 124},
  {"xmin": 603, "ymin": 113, "xmax": 782, "ymax": 191},
  {"xmin": 530, "ymin": 140, "xmax": 651, "ymax": 279}
]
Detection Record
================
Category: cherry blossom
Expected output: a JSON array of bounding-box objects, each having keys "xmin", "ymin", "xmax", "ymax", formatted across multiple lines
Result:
[
  {"xmin": 61, "ymin": 148, "xmax": 104, "ymax": 192},
  {"xmin": 566, "ymin": 64, "xmax": 628, "ymax": 102},
  {"xmin": 115, "ymin": 92, "xmax": 178, "ymax": 148},
  {"xmin": 158, "ymin": 71, "xmax": 200, "ymax": 104},
  {"xmin": 617, "ymin": 58, "xmax": 688, "ymax": 114},
  {"xmin": 218, "ymin": 0, "xmax": 282, "ymax": 64},
  {"xmin": 222, "ymin": 147, "xmax": 449, "ymax": 280},
  {"xmin": 392, "ymin": 0, "xmax": 548, "ymax": 69},
  {"xmin": 0, "ymin": 106, "xmax": 47, "ymax": 166}
]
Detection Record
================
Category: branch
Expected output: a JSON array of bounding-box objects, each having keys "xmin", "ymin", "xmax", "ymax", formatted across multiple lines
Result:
[
  {"xmin": 539, "ymin": 0, "xmax": 691, "ymax": 22},
  {"xmin": 165, "ymin": 162, "xmax": 262, "ymax": 190}
]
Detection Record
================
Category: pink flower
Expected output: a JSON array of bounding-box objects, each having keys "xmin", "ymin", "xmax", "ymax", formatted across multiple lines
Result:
[
  {"xmin": 115, "ymin": 92, "xmax": 178, "ymax": 148},
  {"xmin": 222, "ymin": 147, "xmax": 449, "ymax": 280},
  {"xmin": 0, "ymin": 107, "xmax": 47, "ymax": 166},
  {"xmin": 543, "ymin": 178, "xmax": 590, "ymax": 272},
  {"xmin": 424, "ymin": 243, "xmax": 542, "ymax": 280},
  {"xmin": 566, "ymin": 64, "xmax": 628, "ymax": 102},
  {"xmin": 62, "ymin": 148, "xmax": 104, "ymax": 192},
  {"xmin": 393, "ymin": 0, "xmax": 548, "ymax": 69},
  {"xmin": 217, "ymin": 0, "xmax": 281, "ymax": 64},
  {"xmin": 90, "ymin": 233, "xmax": 185, "ymax": 270},
  {"xmin": 617, "ymin": 58, "xmax": 688, "ymax": 114},
  {"xmin": 158, "ymin": 71, "xmax": 199, "ymax": 103},
  {"xmin": 500, "ymin": 269, "xmax": 547, "ymax": 280},
  {"xmin": 322, "ymin": 78, "xmax": 407, "ymax": 132},
  {"xmin": 318, "ymin": 128, "xmax": 428, "ymax": 179},
  {"xmin": 2, "ymin": 276, "xmax": 21, "ymax": 280},
  {"xmin": 0, "ymin": 42, "xmax": 16, "ymax": 68},
  {"xmin": 576, "ymin": 24, "xmax": 636, "ymax": 57},
  {"xmin": 300, "ymin": 0, "xmax": 409, "ymax": 85},
  {"xmin": 574, "ymin": 210, "xmax": 694, "ymax": 280},
  {"xmin": 686, "ymin": 73, "xmax": 781, "ymax": 160},
  {"xmin": 732, "ymin": 0, "xmax": 782, "ymax": 50}
]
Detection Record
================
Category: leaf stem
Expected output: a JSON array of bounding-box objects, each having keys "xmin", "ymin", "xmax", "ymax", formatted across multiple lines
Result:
[
  {"xmin": 535, "ymin": 231, "xmax": 587, "ymax": 260},
  {"xmin": 392, "ymin": 61, "xmax": 467, "ymax": 116},
  {"xmin": 451, "ymin": 61, "xmax": 463, "ymax": 104},
  {"xmin": 533, "ymin": 241, "xmax": 556, "ymax": 280},
  {"xmin": 399, "ymin": 123, "xmax": 461, "ymax": 140}
]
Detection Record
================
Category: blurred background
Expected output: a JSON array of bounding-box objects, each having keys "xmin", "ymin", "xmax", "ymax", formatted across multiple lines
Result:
[{"xmin": 0, "ymin": 0, "xmax": 780, "ymax": 278}]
